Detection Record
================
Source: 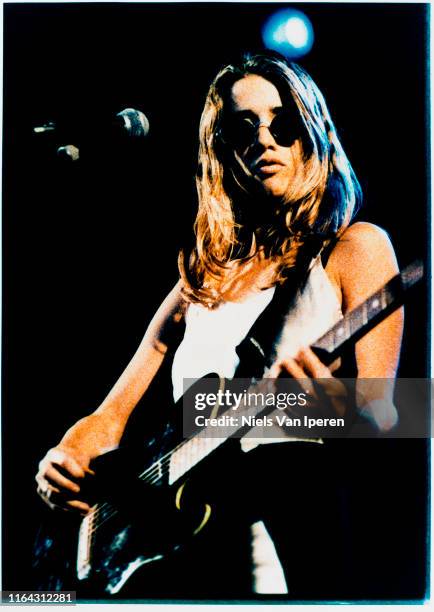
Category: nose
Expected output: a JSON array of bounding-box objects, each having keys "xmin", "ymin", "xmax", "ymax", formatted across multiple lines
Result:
[{"xmin": 256, "ymin": 123, "xmax": 276, "ymax": 148}]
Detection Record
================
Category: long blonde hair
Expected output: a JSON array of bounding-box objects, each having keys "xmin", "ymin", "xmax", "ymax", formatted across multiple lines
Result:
[{"xmin": 179, "ymin": 52, "xmax": 361, "ymax": 307}]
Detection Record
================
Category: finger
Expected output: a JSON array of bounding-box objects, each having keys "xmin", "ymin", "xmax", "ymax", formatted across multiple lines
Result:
[
  {"xmin": 46, "ymin": 449, "xmax": 87, "ymax": 479},
  {"xmin": 279, "ymin": 357, "xmax": 316, "ymax": 397},
  {"xmin": 36, "ymin": 474, "xmax": 60, "ymax": 492},
  {"xmin": 37, "ymin": 481, "xmax": 90, "ymax": 514},
  {"xmin": 265, "ymin": 362, "xmax": 282, "ymax": 378},
  {"xmin": 43, "ymin": 465, "xmax": 81, "ymax": 494},
  {"xmin": 297, "ymin": 349, "xmax": 351, "ymax": 415},
  {"xmin": 329, "ymin": 357, "xmax": 342, "ymax": 374},
  {"xmin": 36, "ymin": 479, "xmax": 60, "ymax": 498},
  {"xmin": 36, "ymin": 483, "xmax": 63, "ymax": 511},
  {"xmin": 66, "ymin": 499, "xmax": 91, "ymax": 515},
  {"xmin": 41, "ymin": 495, "xmax": 76, "ymax": 514},
  {"xmin": 296, "ymin": 347, "xmax": 333, "ymax": 378},
  {"xmin": 265, "ymin": 359, "xmax": 313, "ymax": 396},
  {"xmin": 280, "ymin": 356, "xmax": 307, "ymax": 379}
]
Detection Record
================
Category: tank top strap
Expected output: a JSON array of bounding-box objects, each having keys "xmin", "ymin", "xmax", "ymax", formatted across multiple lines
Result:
[
  {"xmin": 234, "ymin": 253, "xmax": 341, "ymax": 377},
  {"xmin": 320, "ymin": 237, "xmax": 339, "ymax": 268}
]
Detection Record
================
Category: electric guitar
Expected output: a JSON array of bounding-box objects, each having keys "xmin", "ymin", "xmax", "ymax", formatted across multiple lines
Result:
[{"xmin": 33, "ymin": 260, "xmax": 424, "ymax": 596}]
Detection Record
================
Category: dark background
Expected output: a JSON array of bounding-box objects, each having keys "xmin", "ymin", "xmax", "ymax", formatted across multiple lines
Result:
[{"xmin": 2, "ymin": 2, "xmax": 430, "ymax": 600}]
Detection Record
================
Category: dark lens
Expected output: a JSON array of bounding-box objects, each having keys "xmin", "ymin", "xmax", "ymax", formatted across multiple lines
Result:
[
  {"xmin": 223, "ymin": 117, "xmax": 257, "ymax": 150},
  {"xmin": 269, "ymin": 110, "xmax": 299, "ymax": 147}
]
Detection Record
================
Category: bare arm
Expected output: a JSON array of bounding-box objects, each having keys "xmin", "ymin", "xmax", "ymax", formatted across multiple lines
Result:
[
  {"xmin": 90, "ymin": 279, "xmax": 186, "ymax": 442},
  {"xmin": 326, "ymin": 222, "xmax": 403, "ymax": 379},
  {"xmin": 36, "ymin": 280, "xmax": 186, "ymax": 512},
  {"xmin": 278, "ymin": 222, "xmax": 404, "ymax": 430}
]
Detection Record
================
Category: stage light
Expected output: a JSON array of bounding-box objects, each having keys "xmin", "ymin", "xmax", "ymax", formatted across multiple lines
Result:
[{"xmin": 262, "ymin": 9, "xmax": 314, "ymax": 59}]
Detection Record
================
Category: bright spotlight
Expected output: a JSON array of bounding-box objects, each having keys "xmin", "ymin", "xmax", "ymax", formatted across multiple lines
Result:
[{"xmin": 262, "ymin": 9, "xmax": 314, "ymax": 59}]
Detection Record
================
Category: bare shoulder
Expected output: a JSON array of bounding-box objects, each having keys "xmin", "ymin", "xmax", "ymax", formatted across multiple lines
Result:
[
  {"xmin": 326, "ymin": 222, "xmax": 399, "ymax": 312},
  {"xmin": 162, "ymin": 279, "xmax": 187, "ymax": 320},
  {"xmin": 329, "ymin": 222, "xmax": 397, "ymax": 270},
  {"xmin": 151, "ymin": 279, "xmax": 187, "ymax": 330}
]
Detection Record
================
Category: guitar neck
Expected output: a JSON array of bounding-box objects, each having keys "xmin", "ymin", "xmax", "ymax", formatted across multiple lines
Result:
[
  {"xmin": 168, "ymin": 435, "xmax": 225, "ymax": 485},
  {"xmin": 163, "ymin": 260, "xmax": 423, "ymax": 484},
  {"xmin": 167, "ymin": 397, "xmax": 275, "ymax": 485},
  {"xmin": 311, "ymin": 260, "xmax": 423, "ymax": 363}
]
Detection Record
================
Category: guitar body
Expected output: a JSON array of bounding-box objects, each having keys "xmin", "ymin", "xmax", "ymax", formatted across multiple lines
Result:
[
  {"xmin": 77, "ymin": 435, "xmax": 215, "ymax": 595},
  {"xmin": 32, "ymin": 262, "xmax": 423, "ymax": 597},
  {"xmin": 34, "ymin": 376, "xmax": 241, "ymax": 597}
]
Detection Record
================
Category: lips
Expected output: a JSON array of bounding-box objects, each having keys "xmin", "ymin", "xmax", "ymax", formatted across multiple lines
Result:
[{"xmin": 254, "ymin": 158, "xmax": 285, "ymax": 177}]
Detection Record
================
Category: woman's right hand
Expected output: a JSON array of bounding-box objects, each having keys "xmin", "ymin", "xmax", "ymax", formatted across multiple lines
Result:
[{"xmin": 35, "ymin": 413, "xmax": 122, "ymax": 515}]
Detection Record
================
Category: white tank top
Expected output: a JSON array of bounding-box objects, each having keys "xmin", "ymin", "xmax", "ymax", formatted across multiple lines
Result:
[
  {"xmin": 171, "ymin": 255, "xmax": 343, "ymax": 594},
  {"xmin": 172, "ymin": 255, "xmax": 342, "ymax": 402}
]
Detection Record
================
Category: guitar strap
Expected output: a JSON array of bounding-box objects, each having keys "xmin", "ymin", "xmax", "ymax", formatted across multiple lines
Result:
[
  {"xmin": 234, "ymin": 238, "xmax": 325, "ymax": 378},
  {"xmin": 233, "ymin": 282, "xmax": 296, "ymax": 378}
]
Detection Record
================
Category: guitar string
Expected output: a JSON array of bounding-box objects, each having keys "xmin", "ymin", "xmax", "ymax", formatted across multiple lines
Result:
[
  {"xmin": 86, "ymin": 451, "xmax": 185, "ymax": 534},
  {"xmin": 87, "ymin": 431, "xmax": 231, "ymax": 536},
  {"xmin": 85, "ymin": 450, "xmax": 178, "ymax": 528},
  {"xmin": 89, "ymin": 363, "xmax": 375, "ymax": 529},
  {"xmin": 87, "ymin": 434, "xmax": 214, "ymax": 533},
  {"xmin": 86, "ymin": 435, "xmax": 209, "ymax": 533},
  {"xmin": 86, "ymin": 382, "xmax": 347, "ymax": 534},
  {"xmin": 85, "ymin": 334, "xmax": 344, "ymax": 531},
  {"xmin": 86, "ymin": 298, "xmax": 384, "ymax": 531},
  {"xmin": 84, "ymin": 435, "xmax": 189, "ymax": 522},
  {"xmin": 87, "ymin": 417, "xmax": 257, "ymax": 532},
  {"xmin": 87, "ymin": 428, "xmax": 227, "ymax": 536},
  {"xmin": 83, "ymin": 282, "xmax": 405, "ymax": 537},
  {"xmin": 86, "ymin": 423, "xmax": 221, "ymax": 528},
  {"xmin": 86, "ymin": 374, "xmax": 339, "ymax": 533}
]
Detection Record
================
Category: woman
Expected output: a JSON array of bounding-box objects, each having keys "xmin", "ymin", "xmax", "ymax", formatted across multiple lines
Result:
[{"xmin": 36, "ymin": 52, "xmax": 403, "ymax": 597}]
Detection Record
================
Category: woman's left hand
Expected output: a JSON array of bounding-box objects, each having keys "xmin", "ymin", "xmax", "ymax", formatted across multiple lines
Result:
[{"xmin": 268, "ymin": 346, "xmax": 349, "ymax": 419}]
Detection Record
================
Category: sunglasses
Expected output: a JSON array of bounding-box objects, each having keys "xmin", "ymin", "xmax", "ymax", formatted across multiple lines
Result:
[{"xmin": 220, "ymin": 109, "xmax": 301, "ymax": 150}]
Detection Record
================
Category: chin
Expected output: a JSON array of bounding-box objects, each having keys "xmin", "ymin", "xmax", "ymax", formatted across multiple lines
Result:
[
  {"xmin": 262, "ymin": 181, "xmax": 287, "ymax": 199},
  {"xmin": 262, "ymin": 177, "xmax": 288, "ymax": 198}
]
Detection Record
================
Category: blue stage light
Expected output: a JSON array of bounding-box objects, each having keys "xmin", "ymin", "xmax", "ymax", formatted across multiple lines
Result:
[{"xmin": 262, "ymin": 9, "xmax": 314, "ymax": 59}]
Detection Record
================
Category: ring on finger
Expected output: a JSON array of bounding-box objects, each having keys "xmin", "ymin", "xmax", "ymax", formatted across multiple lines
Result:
[{"xmin": 37, "ymin": 481, "xmax": 48, "ymax": 494}]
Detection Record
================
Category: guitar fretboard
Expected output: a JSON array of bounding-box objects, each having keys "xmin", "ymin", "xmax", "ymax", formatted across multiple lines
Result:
[
  {"xmin": 168, "ymin": 434, "xmax": 226, "ymax": 485},
  {"xmin": 311, "ymin": 260, "xmax": 423, "ymax": 358},
  {"xmin": 163, "ymin": 260, "xmax": 424, "ymax": 485},
  {"xmin": 167, "ymin": 389, "xmax": 279, "ymax": 485}
]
